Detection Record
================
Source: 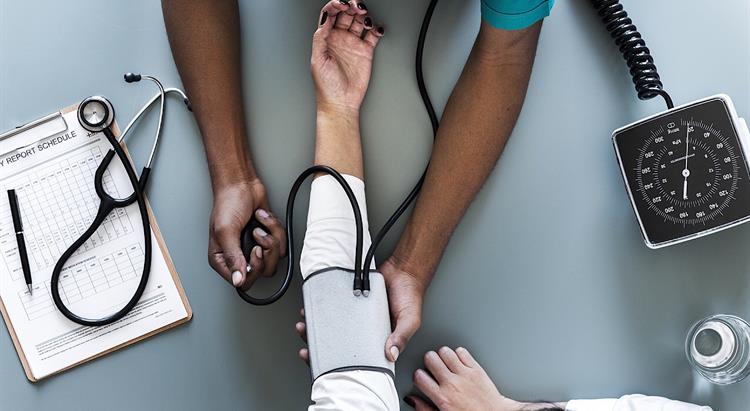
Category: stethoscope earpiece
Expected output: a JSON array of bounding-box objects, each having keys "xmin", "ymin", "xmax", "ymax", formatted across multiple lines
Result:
[{"xmin": 123, "ymin": 72, "xmax": 142, "ymax": 83}]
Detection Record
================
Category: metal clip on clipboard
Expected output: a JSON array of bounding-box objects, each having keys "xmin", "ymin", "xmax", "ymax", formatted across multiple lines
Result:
[{"xmin": 0, "ymin": 111, "xmax": 70, "ymax": 155}]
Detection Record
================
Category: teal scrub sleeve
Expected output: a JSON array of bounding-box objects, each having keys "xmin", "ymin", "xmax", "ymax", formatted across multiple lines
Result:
[{"xmin": 481, "ymin": 0, "xmax": 555, "ymax": 30}]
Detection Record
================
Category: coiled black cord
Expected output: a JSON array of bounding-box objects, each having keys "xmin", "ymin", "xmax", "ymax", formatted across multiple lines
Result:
[
  {"xmin": 591, "ymin": 0, "xmax": 674, "ymax": 109},
  {"xmin": 238, "ymin": 0, "xmax": 440, "ymax": 303}
]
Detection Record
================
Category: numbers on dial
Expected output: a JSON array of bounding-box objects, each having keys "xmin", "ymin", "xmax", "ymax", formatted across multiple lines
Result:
[{"xmin": 635, "ymin": 119, "xmax": 741, "ymax": 225}]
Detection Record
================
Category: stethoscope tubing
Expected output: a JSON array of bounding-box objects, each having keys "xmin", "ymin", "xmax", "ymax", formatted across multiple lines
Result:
[
  {"xmin": 236, "ymin": 165, "xmax": 365, "ymax": 305},
  {"xmin": 50, "ymin": 127, "xmax": 153, "ymax": 326},
  {"xmin": 50, "ymin": 75, "xmax": 185, "ymax": 326}
]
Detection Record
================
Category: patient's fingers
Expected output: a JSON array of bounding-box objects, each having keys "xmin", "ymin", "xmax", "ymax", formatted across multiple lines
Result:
[
  {"xmin": 363, "ymin": 26, "xmax": 384, "ymax": 47},
  {"xmin": 407, "ymin": 396, "xmax": 438, "ymax": 411},
  {"xmin": 424, "ymin": 351, "xmax": 452, "ymax": 383},
  {"xmin": 349, "ymin": 15, "xmax": 370, "ymax": 37},
  {"xmin": 351, "ymin": 0, "xmax": 368, "ymax": 14},
  {"xmin": 413, "ymin": 369, "xmax": 441, "ymax": 401},
  {"xmin": 299, "ymin": 348, "xmax": 310, "ymax": 364},
  {"xmin": 321, "ymin": 0, "xmax": 350, "ymax": 18},
  {"xmin": 295, "ymin": 321, "xmax": 307, "ymax": 343},
  {"xmin": 335, "ymin": 9, "xmax": 355, "ymax": 30},
  {"xmin": 437, "ymin": 347, "xmax": 464, "ymax": 374},
  {"xmin": 455, "ymin": 347, "xmax": 480, "ymax": 369},
  {"xmin": 315, "ymin": 0, "xmax": 349, "ymax": 44}
]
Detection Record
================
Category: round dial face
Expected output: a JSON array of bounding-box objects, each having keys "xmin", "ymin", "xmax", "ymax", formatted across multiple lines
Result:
[
  {"xmin": 614, "ymin": 97, "xmax": 750, "ymax": 248},
  {"xmin": 636, "ymin": 118, "xmax": 740, "ymax": 225}
]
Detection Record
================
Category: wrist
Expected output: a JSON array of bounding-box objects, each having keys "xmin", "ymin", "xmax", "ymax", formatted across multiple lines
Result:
[
  {"xmin": 316, "ymin": 101, "xmax": 360, "ymax": 122},
  {"xmin": 384, "ymin": 254, "xmax": 431, "ymax": 296},
  {"xmin": 516, "ymin": 401, "xmax": 567, "ymax": 410},
  {"xmin": 390, "ymin": 230, "xmax": 440, "ymax": 289},
  {"xmin": 207, "ymin": 147, "xmax": 257, "ymax": 192},
  {"xmin": 211, "ymin": 167, "xmax": 258, "ymax": 194}
]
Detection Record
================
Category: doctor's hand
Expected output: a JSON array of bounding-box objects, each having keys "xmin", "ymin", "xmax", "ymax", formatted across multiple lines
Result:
[
  {"xmin": 312, "ymin": 0, "xmax": 384, "ymax": 115},
  {"xmin": 208, "ymin": 179, "xmax": 286, "ymax": 290},
  {"xmin": 380, "ymin": 258, "xmax": 427, "ymax": 363}
]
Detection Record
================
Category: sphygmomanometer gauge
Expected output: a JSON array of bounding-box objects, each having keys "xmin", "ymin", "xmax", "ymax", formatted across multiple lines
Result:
[{"xmin": 614, "ymin": 95, "xmax": 750, "ymax": 248}]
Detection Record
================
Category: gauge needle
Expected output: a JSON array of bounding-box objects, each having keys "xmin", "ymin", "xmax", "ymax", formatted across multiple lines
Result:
[{"xmin": 683, "ymin": 124, "xmax": 691, "ymax": 200}]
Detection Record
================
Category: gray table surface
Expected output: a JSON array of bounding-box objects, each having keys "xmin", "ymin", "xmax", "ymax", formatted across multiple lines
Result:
[{"xmin": 1, "ymin": 0, "xmax": 749, "ymax": 409}]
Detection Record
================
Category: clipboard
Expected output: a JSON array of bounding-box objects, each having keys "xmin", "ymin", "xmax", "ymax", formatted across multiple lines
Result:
[{"xmin": 0, "ymin": 103, "xmax": 192, "ymax": 382}]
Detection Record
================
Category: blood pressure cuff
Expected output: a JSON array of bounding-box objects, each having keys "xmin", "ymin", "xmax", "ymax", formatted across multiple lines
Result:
[
  {"xmin": 302, "ymin": 267, "xmax": 394, "ymax": 381},
  {"xmin": 481, "ymin": 0, "xmax": 555, "ymax": 30}
]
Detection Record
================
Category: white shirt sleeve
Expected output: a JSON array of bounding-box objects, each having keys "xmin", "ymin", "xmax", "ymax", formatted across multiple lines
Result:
[
  {"xmin": 310, "ymin": 370, "xmax": 400, "ymax": 411},
  {"xmin": 300, "ymin": 174, "xmax": 376, "ymax": 279},
  {"xmin": 301, "ymin": 174, "xmax": 398, "ymax": 411},
  {"xmin": 566, "ymin": 394, "xmax": 712, "ymax": 411}
]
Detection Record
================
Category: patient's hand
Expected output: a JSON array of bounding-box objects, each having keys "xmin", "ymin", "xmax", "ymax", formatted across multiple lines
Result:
[
  {"xmin": 406, "ymin": 347, "xmax": 564, "ymax": 411},
  {"xmin": 312, "ymin": 0, "xmax": 384, "ymax": 115}
]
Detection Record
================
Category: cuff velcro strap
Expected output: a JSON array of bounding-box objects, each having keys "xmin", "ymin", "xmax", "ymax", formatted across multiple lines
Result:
[{"xmin": 303, "ymin": 267, "xmax": 394, "ymax": 381}]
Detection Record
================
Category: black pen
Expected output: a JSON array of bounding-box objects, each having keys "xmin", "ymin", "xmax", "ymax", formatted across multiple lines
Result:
[{"xmin": 7, "ymin": 189, "xmax": 32, "ymax": 294}]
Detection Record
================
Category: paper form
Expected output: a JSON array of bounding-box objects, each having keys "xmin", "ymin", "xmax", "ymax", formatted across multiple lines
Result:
[{"xmin": 0, "ymin": 109, "xmax": 189, "ymax": 380}]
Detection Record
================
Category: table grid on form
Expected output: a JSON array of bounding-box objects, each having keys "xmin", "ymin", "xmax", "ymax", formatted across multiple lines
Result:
[
  {"xmin": 0, "ymin": 145, "xmax": 134, "ymax": 281},
  {"xmin": 16, "ymin": 243, "xmax": 144, "ymax": 321}
]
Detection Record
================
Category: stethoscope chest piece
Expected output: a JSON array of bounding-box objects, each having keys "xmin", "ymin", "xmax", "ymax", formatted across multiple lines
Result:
[{"xmin": 78, "ymin": 96, "xmax": 115, "ymax": 133}]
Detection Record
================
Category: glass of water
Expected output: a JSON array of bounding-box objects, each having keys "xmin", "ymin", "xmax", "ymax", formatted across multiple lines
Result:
[{"xmin": 686, "ymin": 314, "xmax": 750, "ymax": 385}]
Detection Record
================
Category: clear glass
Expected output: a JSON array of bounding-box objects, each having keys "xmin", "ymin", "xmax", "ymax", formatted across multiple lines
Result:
[{"xmin": 685, "ymin": 314, "xmax": 750, "ymax": 385}]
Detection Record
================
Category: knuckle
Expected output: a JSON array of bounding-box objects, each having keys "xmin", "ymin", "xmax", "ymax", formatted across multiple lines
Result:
[
  {"xmin": 412, "ymin": 316, "xmax": 423, "ymax": 330},
  {"xmin": 267, "ymin": 235, "xmax": 280, "ymax": 247},
  {"xmin": 213, "ymin": 222, "xmax": 235, "ymax": 237},
  {"xmin": 412, "ymin": 369, "xmax": 421, "ymax": 382},
  {"xmin": 433, "ymin": 395, "xmax": 449, "ymax": 408},
  {"xmin": 391, "ymin": 334, "xmax": 406, "ymax": 348}
]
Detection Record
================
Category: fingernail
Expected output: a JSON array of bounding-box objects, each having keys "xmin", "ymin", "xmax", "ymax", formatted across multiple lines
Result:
[
  {"xmin": 358, "ymin": 2, "xmax": 367, "ymax": 11},
  {"xmin": 377, "ymin": 26, "xmax": 384, "ymax": 35},
  {"xmin": 254, "ymin": 227, "xmax": 268, "ymax": 237},
  {"xmin": 364, "ymin": 17, "xmax": 373, "ymax": 27},
  {"xmin": 246, "ymin": 264, "xmax": 252, "ymax": 273},
  {"xmin": 254, "ymin": 246, "xmax": 262, "ymax": 259},
  {"xmin": 231, "ymin": 271, "xmax": 243, "ymax": 287},
  {"xmin": 390, "ymin": 346, "xmax": 400, "ymax": 361},
  {"xmin": 404, "ymin": 396, "xmax": 415, "ymax": 408},
  {"xmin": 320, "ymin": 11, "xmax": 328, "ymax": 25},
  {"xmin": 257, "ymin": 209, "xmax": 270, "ymax": 219}
]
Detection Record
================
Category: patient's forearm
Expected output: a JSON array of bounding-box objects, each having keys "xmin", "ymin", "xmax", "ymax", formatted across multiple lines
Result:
[
  {"xmin": 315, "ymin": 107, "xmax": 364, "ymax": 179},
  {"xmin": 392, "ymin": 21, "xmax": 543, "ymax": 285},
  {"xmin": 161, "ymin": 0, "xmax": 255, "ymax": 191}
]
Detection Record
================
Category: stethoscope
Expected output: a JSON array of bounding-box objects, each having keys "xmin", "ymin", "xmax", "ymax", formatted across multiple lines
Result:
[{"xmin": 50, "ymin": 73, "xmax": 190, "ymax": 326}]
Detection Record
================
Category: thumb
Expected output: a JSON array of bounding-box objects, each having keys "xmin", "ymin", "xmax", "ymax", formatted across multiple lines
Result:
[
  {"xmin": 215, "ymin": 227, "xmax": 249, "ymax": 288},
  {"xmin": 385, "ymin": 309, "xmax": 421, "ymax": 362},
  {"xmin": 405, "ymin": 396, "xmax": 436, "ymax": 411},
  {"xmin": 312, "ymin": 9, "xmax": 334, "ymax": 63}
]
